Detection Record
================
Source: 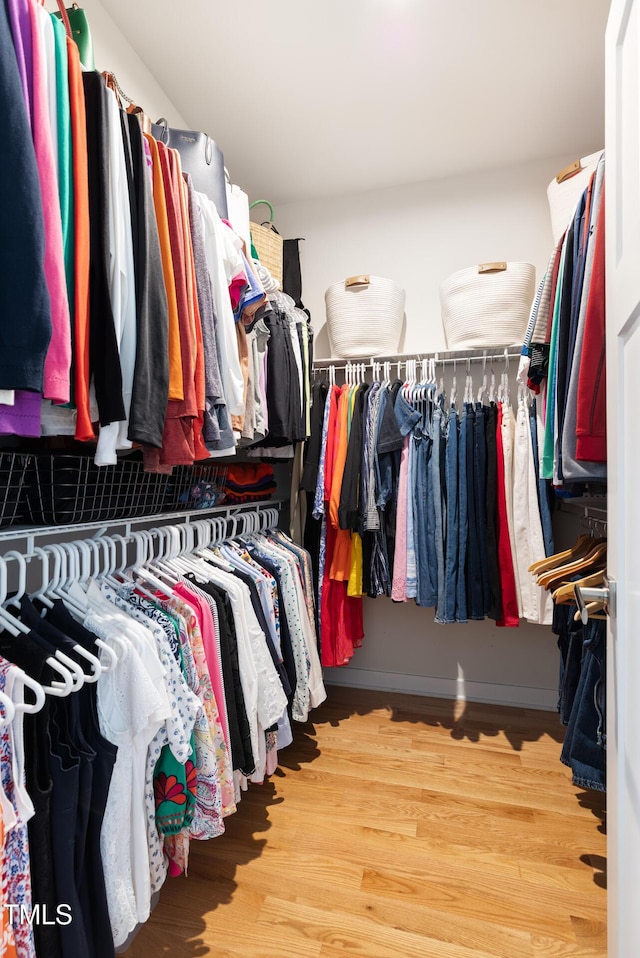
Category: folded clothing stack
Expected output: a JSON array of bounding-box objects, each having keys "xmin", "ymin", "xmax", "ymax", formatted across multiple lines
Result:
[{"xmin": 222, "ymin": 463, "xmax": 277, "ymax": 504}]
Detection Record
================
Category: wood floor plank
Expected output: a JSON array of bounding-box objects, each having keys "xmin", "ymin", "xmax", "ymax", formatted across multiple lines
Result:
[
  {"xmin": 124, "ymin": 686, "xmax": 606, "ymax": 958},
  {"xmin": 359, "ymin": 863, "xmax": 600, "ymax": 939},
  {"xmin": 292, "ymin": 889, "xmax": 535, "ymax": 958},
  {"xmin": 529, "ymin": 935, "xmax": 606, "ymax": 957},
  {"xmin": 415, "ymin": 814, "xmax": 601, "ymax": 870},
  {"xmin": 296, "ymin": 818, "xmax": 523, "ymax": 880},
  {"xmin": 258, "ymin": 895, "xmax": 505, "ymax": 958}
]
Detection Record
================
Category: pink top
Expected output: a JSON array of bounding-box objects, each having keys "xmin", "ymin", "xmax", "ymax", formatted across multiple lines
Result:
[
  {"xmin": 174, "ymin": 583, "xmax": 230, "ymax": 752},
  {"xmin": 391, "ymin": 434, "xmax": 410, "ymax": 602},
  {"xmin": 28, "ymin": 0, "xmax": 71, "ymax": 403}
]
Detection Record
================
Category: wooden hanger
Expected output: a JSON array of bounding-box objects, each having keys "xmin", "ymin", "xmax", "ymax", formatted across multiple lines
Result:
[
  {"xmin": 573, "ymin": 601, "xmax": 608, "ymax": 622},
  {"xmin": 528, "ymin": 534, "xmax": 593, "ymax": 575},
  {"xmin": 552, "ymin": 567, "xmax": 606, "ymax": 604},
  {"xmin": 538, "ymin": 541, "xmax": 607, "ymax": 591}
]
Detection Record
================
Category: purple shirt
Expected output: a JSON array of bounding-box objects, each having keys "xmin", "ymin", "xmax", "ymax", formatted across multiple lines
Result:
[{"xmin": 6, "ymin": 0, "xmax": 33, "ymax": 122}]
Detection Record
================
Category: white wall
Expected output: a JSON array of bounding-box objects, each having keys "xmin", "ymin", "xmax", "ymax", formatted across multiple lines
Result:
[
  {"xmin": 276, "ymin": 155, "xmax": 568, "ymax": 358},
  {"xmin": 46, "ymin": 0, "xmax": 188, "ymax": 126},
  {"xmin": 278, "ymin": 156, "xmax": 577, "ymax": 710}
]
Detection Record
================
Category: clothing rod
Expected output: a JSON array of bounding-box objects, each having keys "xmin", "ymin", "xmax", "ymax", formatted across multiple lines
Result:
[
  {"xmin": 312, "ymin": 347, "xmax": 522, "ymax": 374},
  {"xmin": 0, "ymin": 505, "xmax": 283, "ymax": 575},
  {"xmin": 557, "ymin": 498, "xmax": 607, "ymax": 524},
  {"xmin": 0, "ymin": 499, "xmax": 286, "ymax": 550}
]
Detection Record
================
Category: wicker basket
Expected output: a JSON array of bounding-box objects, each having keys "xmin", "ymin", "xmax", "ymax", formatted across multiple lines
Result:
[
  {"xmin": 250, "ymin": 200, "xmax": 283, "ymax": 288},
  {"xmin": 324, "ymin": 275, "xmax": 405, "ymax": 359},
  {"xmin": 439, "ymin": 261, "xmax": 535, "ymax": 349}
]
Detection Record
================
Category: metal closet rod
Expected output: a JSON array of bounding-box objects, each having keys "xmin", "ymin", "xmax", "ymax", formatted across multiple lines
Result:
[
  {"xmin": 0, "ymin": 505, "xmax": 284, "ymax": 591},
  {"xmin": 313, "ymin": 346, "xmax": 522, "ymax": 374},
  {"xmin": 558, "ymin": 498, "xmax": 608, "ymax": 528},
  {"xmin": 0, "ymin": 499, "xmax": 286, "ymax": 556}
]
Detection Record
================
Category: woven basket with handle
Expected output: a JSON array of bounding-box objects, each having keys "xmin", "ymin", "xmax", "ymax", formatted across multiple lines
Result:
[
  {"xmin": 325, "ymin": 275, "xmax": 405, "ymax": 358},
  {"xmin": 250, "ymin": 200, "xmax": 283, "ymax": 288},
  {"xmin": 439, "ymin": 261, "xmax": 536, "ymax": 349}
]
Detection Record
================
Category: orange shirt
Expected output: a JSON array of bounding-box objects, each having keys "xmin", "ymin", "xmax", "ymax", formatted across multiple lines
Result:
[
  {"xmin": 165, "ymin": 147, "xmax": 196, "ymax": 418},
  {"xmin": 180, "ymin": 176, "xmax": 208, "ymax": 460},
  {"xmin": 67, "ymin": 38, "xmax": 94, "ymax": 441},
  {"xmin": 144, "ymin": 134, "xmax": 183, "ymax": 401}
]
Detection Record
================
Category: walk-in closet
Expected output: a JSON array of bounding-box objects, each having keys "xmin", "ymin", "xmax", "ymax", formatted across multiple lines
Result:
[{"xmin": 0, "ymin": 0, "xmax": 636, "ymax": 956}]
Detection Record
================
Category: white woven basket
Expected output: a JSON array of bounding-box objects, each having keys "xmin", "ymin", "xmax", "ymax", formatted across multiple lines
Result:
[
  {"xmin": 439, "ymin": 261, "xmax": 536, "ymax": 349},
  {"xmin": 547, "ymin": 150, "xmax": 603, "ymax": 244},
  {"xmin": 325, "ymin": 275, "xmax": 405, "ymax": 359}
]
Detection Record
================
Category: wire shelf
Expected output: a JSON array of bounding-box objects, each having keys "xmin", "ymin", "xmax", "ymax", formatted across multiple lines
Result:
[
  {"xmin": 24, "ymin": 456, "xmax": 229, "ymax": 526},
  {"xmin": 0, "ymin": 454, "xmax": 30, "ymax": 529},
  {"xmin": 26, "ymin": 455, "xmax": 170, "ymax": 525}
]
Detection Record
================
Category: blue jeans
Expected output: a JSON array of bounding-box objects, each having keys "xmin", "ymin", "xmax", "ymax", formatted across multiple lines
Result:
[
  {"xmin": 437, "ymin": 406, "xmax": 459, "ymax": 623},
  {"xmin": 415, "ymin": 426, "xmax": 436, "ymax": 607},
  {"xmin": 456, "ymin": 405, "xmax": 468, "ymax": 622},
  {"xmin": 429, "ymin": 404, "xmax": 445, "ymax": 617},
  {"xmin": 556, "ymin": 604, "xmax": 585, "ymax": 724},
  {"xmin": 465, "ymin": 404, "xmax": 484, "ymax": 620},
  {"xmin": 560, "ymin": 618, "xmax": 606, "ymax": 792}
]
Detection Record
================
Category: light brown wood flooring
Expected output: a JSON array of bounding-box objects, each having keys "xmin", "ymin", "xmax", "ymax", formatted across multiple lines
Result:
[{"xmin": 124, "ymin": 685, "xmax": 607, "ymax": 958}]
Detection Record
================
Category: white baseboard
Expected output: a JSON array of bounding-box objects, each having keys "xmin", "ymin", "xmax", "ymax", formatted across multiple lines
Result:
[{"xmin": 322, "ymin": 667, "xmax": 557, "ymax": 711}]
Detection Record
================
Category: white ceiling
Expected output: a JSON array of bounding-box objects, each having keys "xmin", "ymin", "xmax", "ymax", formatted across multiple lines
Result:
[{"xmin": 100, "ymin": 0, "xmax": 609, "ymax": 205}]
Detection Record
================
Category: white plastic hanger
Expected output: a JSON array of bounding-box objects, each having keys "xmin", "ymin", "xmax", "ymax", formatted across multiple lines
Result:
[
  {"xmin": 128, "ymin": 530, "xmax": 174, "ymax": 600},
  {"xmin": 150, "ymin": 526, "xmax": 184, "ymax": 583},
  {"xmin": 0, "ymin": 551, "xmax": 75, "ymax": 697},
  {"xmin": 9, "ymin": 666, "xmax": 45, "ymax": 715},
  {"xmin": 52, "ymin": 544, "xmax": 103, "ymax": 683},
  {"xmin": 64, "ymin": 537, "xmax": 122, "ymax": 667},
  {"xmin": 29, "ymin": 546, "xmax": 57, "ymax": 610},
  {"xmin": 36, "ymin": 545, "xmax": 91, "ymax": 688},
  {"xmin": 67, "ymin": 540, "xmax": 120, "ymax": 671},
  {"xmin": 477, "ymin": 351, "xmax": 488, "ymax": 404}
]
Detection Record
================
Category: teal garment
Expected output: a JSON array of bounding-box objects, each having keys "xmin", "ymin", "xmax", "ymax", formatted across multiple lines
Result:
[
  {"xmin": 51, "ymin": 15, "xmax": 74, "ymax": 309},
  {"xmin": 51, "ymin": 14, "xmax": 75, "ymax": 405},
  {"xmin": 541, "ymin": 238, "xmax": 567, "ymax": 479}
]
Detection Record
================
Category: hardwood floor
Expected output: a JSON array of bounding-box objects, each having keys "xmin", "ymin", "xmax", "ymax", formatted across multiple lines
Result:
[{"xmin": 124, "ymin": 686, "xmax": 607, "ymax": 958}]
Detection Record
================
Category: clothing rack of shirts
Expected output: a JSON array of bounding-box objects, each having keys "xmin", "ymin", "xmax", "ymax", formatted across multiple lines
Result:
[
  {"xmin": 2, "ymin": 2, "xmax": 312, "ymax": 466},
  {"xmin": 0, "ymin": 503, "xmax": 325, "ymax": 956},
  {"xmin": 521, "ymin": 152, "xmax": 606, "ymax": 488},
  {"xmin": 302, "ymin": 348, "xmax": 555, "ymax": 670}
]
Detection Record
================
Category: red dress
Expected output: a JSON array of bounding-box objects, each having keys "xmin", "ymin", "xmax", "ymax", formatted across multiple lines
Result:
[{"xmin": 495, "ymin": 403, "xmax": 520, "ymax": 628}]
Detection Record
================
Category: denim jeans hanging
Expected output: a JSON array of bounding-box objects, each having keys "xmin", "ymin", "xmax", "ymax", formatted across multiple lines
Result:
[
  {"xmin": 465, "ymin": 403, "xmax": 485, "ymax": 620},
  {"xmin": 456, "ymin": 404, "xmax": 469, "ymax": 623},
  {"xmin": 560, "ymin": 618, "xmax": 606, "ymax": 792},
  {"xmin": 437, "ymin": 406, "xmax": 459, "ymax": 624},
  {"xmin": 414, "ymin": 422, "xmax": 436, "ymax": 608}
]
